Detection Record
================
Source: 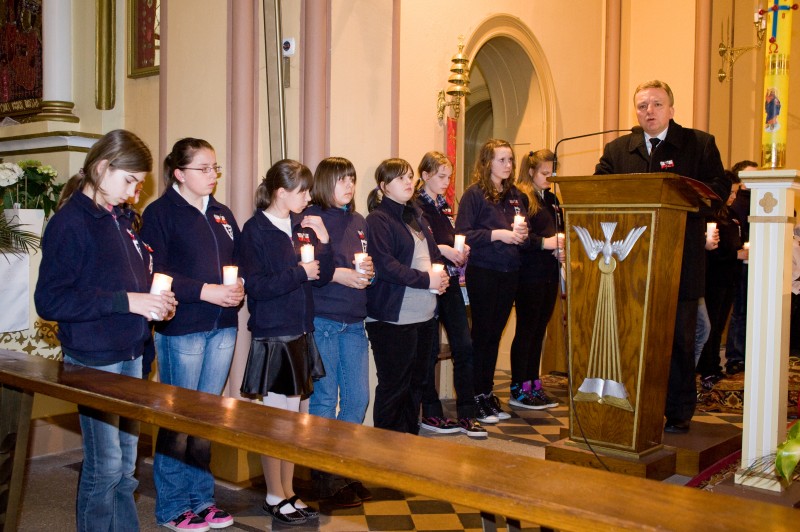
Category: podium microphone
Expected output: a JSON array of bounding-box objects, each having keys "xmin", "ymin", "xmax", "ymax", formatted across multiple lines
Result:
[{"xmin": 552, "ymin": 128, "xmax": 634, "ymax": 177}]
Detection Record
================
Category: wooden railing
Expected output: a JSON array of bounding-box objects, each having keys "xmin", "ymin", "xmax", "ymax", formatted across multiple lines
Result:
[{"xmin": 0, "ymin": 349, "xmax": 796, "ymax": 531}]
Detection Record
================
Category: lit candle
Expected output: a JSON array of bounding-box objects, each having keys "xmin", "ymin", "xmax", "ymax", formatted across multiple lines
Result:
[
  {"xmin": 149, "ymin": 273, "xmax": 173, "ymax": 320},
  {"xmin": 743, "ymin": 241, "xmax": 750, "ymax": 264},
  {"xmin": 223, "ymin": 266, "xmax": 238, "ymax": 286},
  {"xmin": 453, "ymin": 234, "xmax": 466, "ymax": 252},
  {"xmin": 430, "ymin": 263, "xmax": 445, "ymax": 294},
  {"xmin": 354, "ymin": 252, "xmax": 368, "ymax": 274},
  {"xmin": 514, "ymin": 215, "xmax": 525, "ymax": 232},
  {"xmin": 300, "ymin": 244, "xmax": 315, "ymax": 263},
  {"xmin": 706, "ymin": 222, "xmax": 717, "ymax": 244}
]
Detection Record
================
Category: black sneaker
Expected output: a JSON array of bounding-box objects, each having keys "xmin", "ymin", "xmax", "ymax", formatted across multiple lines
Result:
[
  {"xmin": 419, "ymin": 416, "xmax": 461, "ymax": 434},
  {"xmin": 348, "ymin": 480, "xmax": 372, "ymax": 501},
  {"xmin": 530, "ymin": 387, "xmax": 558, "ymax": 409},
  {"xmin": 473, "ymin": 394, "xmax": 499, "ymax": 424},
  {"xmin": 509, "ymin": 390, "xmax": 550, "ymax": 410},
  {"xmin": 700, "ymin": 373, "xmax": 723, "ymax": 391},
  {"xmin": 327, "ymin": 485, "xmax": 362, "ymax": 508},
  {"xmin": 487, "ymin": 393, "xmax": 511, "ymax": 420},
  {"xmin": 457, "ymin": 417, "xmax": 488, "ymax": 438}
]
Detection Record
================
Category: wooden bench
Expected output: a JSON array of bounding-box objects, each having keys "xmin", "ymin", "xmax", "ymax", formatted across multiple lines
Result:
[{"xmin": 0, "ymin": 349, "xmax": 797, "ymax": 531}]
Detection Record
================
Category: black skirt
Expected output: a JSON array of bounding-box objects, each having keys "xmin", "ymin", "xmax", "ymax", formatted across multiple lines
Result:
[{"xmin": 240, "ymin": 333, "xmax": 325, "ymax": 396}]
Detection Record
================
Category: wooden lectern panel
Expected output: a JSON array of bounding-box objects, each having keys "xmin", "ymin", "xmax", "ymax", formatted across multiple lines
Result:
[{"xmin": 553, "ymin": 173, "xmax": 698, "ymax": 457}]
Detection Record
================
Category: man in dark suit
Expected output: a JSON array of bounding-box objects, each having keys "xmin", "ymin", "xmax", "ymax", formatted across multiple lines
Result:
[{"xmin": 595, "ymin": 80, "xmax": 730, "ymax": 433}]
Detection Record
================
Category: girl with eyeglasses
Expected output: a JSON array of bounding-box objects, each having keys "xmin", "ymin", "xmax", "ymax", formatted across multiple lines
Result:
[{"xmin": 141, "ymin": 137, "xmax": 243, "ymax": 531}]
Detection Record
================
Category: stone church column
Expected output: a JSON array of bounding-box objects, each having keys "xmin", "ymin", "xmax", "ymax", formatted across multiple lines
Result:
[{"xmin": 33, "ymin": 0, "xmax": 79, "ymax": 122}]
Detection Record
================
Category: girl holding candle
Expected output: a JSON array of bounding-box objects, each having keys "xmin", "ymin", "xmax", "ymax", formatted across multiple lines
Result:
[
  {"xmin": 366, "ymin": 158, "xmax": 449, "ymax": 434},
  {"xmin": 414, "ymin": 151, "xmax": 486, "ymax": 437},
  {"xmin": 697, "ymin": 170, "xmax": 745, "ymax": 389},
  {"xmin": 141, "ymin": 138, "xmax": 243, "ymax": 531},
  {"xmin": 454, "ymin": 139, "xmax": 529, "ymax": 423},
  {"xmin": 35, "ymin": 129, "xmax": 176, "ymax": 532},
  {"xmin": 306, "ymin": 156, "xmax": 375, "ymax": 506},
  {"xmin": 239, "ymin": 159, "xmax": 333, "ymax": 525},
  {"xmin": 509, "ymin": 149, "xmax": 563, "ymax": 410}
]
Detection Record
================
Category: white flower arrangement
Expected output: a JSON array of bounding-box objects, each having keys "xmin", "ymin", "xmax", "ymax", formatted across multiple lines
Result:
[
  {"xmin": 0, "ymin": 160, "xmax": 63, "ymax": 217},
  {"xmin": 0, "ymin": 162, "xmax": 23, "ymax": 187}
]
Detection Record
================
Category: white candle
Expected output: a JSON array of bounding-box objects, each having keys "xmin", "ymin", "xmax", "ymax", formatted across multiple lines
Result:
[
  {"xmin": 706, "ymin": 222, "xmax": 717, "ymax": 244},
  {"xmin": 754, "ymin": 11, "xmax": 760, "ymax": 23},
  {"xmin": 149, "ymin": 273, "xmax": 173, "ymax": 320},
  {"xmin": 223, "ymin": 266, "xmax": 238, "ymax": 286},
  {"xmin": 743, "ymin": 241, "xmax": 750, "ymax": 264},
  {"xmin": 453, "ymin": 234, "xmax": 466, "ymax": 252},
  {"xmin": 354, "ymin": 252, "xmax": 368, "ymax": 274},
  {"xmin": 300, "ymin": 244, "xmax": 315, "ymax": 263},
  {"xmin": 430, "ymin": 263, "xmax": 445, "ymax": 294},
  {"xmin": 514, "ymin": 215, "xmax": 525, "ymax": 230}
]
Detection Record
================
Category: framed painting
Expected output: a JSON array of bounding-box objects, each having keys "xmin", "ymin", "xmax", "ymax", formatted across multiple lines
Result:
[{"xmin": 127, "ymin": 0, "xmax": 160, "ymax": 78}]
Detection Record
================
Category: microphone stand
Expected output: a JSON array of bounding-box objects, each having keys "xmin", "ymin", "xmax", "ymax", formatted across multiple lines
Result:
[{"xmin": 551, "ymin": 128, "xmax": 632, "ymax": 178}]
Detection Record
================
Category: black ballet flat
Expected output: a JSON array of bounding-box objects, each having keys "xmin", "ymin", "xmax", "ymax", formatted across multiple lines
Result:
[
  {"xmin": 288, "ymin": 495, "xmax": 319, "ymax": 519},
  {"xmin": 261, "ymin": 499, "xmax": 307, "ymax": 525}
]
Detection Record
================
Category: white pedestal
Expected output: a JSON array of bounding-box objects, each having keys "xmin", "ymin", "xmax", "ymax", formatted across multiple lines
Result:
[{"xmin": 735, "ymin": 169, "xmax": 797, "ymax": 491}]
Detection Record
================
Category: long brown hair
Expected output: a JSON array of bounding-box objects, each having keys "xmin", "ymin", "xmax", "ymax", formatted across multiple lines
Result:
[
  {"xmin": 517, "ymin": 149, "xmax": 554, "ymax": 217},
  {"xmin": 57, "ymin": 129, "xmax": 153, "ymax": 211},
  {"xmin": 471, "ymin": 139, "xmax": 515, "ymax": 203}
]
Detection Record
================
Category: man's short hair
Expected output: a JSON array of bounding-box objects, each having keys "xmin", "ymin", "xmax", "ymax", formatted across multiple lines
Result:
[{"xmin": 634, "ymin": 80, "xmax": 674, "ymax": 106}]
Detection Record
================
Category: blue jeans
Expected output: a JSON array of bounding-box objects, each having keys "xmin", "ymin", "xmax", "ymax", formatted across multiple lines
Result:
[
  {"xmin": 153, "ymin": 328, "xmax": 236, "ymax": 524},
  {"xmin": 63, "ymin": 354, "xmax": 142, "ymax": 532},
  {"xmin": 309, "ymin": 317, "xmax": 370, "ymax": 424},
  {"xmin": 694, "ymin": 297, "xmax": 711, "ymax": 364}
]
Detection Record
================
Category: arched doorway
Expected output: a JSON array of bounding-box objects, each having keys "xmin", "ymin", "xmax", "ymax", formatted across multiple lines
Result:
[{"xmin": 459, "ymin": 16, "xmax": 556, "ymax": 192}]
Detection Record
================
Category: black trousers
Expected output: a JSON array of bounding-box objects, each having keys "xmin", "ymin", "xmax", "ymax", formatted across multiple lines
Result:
[
  {"xmin": 366, "ymin": 318, "xmax": 436, "ymax": 434},
  {"xmin": 465, "ymin": 264, "xmax": 519, "ymax": 396},
  {"xmin": 421, "ymin": 276, "xmax": 476, "ymax": 419},
  {"xmin": 510, "ymin": 277, "xmax": 559, "ymax": 385},
  {"xmin": 665, "ymin": 298, "xmax": 699, "ymax": 422}
]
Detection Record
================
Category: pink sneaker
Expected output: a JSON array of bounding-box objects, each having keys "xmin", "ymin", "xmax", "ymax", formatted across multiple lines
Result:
[
  {"xmin": 197, "ymin": 505, "xmax": 234, "ymax": 529},
  {"xmin": 163, "ymin": 510, "xmax": 210, "ymax": 531}
]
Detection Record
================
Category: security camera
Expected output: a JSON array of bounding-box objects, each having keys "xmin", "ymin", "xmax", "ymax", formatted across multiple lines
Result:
[{"xmin": 282, "ymin": 38, "xmax": 296, "ymax": 57}]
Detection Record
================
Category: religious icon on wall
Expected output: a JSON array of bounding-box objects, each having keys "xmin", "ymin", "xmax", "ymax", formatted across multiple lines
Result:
[
  {"xmin": 127, "ymin": 0, "xmax": 160, "ymax": 78},
  {"xmin": 0, "ymin": 0, "xmax": 43, "ymax": 120}
]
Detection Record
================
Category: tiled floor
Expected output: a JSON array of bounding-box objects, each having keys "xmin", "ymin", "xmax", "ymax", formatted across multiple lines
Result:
[{"xmin": 18, "ymin": 369, "xmax": 744, "ymax": 532}]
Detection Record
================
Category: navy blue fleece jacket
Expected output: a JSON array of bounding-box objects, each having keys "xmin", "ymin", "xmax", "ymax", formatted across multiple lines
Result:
[
  {"xmin": 35, "ymin": 192, "xmax": 152, "ymax": 362},
  {"xmin": 240, "ymin": 210, "xmax": 333, "ymax": 338},
  {"xmin": 141, "ymin": 187, "xmax": 241, "ymax": 335}
]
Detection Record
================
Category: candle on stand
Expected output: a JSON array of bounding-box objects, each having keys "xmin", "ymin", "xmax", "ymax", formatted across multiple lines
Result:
[
  {"xmin": 453, "ymin": 234, "xmax": 466, "ymax": 252},
  {"xmin": 354, "ymin": 252, "xmax": 368, "ymax": 274},
  {"xmin": 706, "ymin": 222, "xmax": 717, "ymax": 244},
  {"xmin": 223, "ymin": 266, "xmax": 238, "ymax": 286},
  {"xmin": 430, "ymin": 263, "xmax": 445, "ymax": 294},
  {"xmin": 149, "ymin": 273, "xmax": 173, "ymax": 320},
  {"xmin": 300, "ymin": 244, "xmax": 315, "ymax": 263}
]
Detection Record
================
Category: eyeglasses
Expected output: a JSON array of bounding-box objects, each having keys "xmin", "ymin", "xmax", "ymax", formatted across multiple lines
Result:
[{"xmin": 180, "ymin": 164, "xmax": 222, "ymax": 175}]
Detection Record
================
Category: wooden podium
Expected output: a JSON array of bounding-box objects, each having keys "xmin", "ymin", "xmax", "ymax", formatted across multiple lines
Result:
[{"xmin": 545, "ymin": 173, "xmax": 706, "ymax": 478}]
